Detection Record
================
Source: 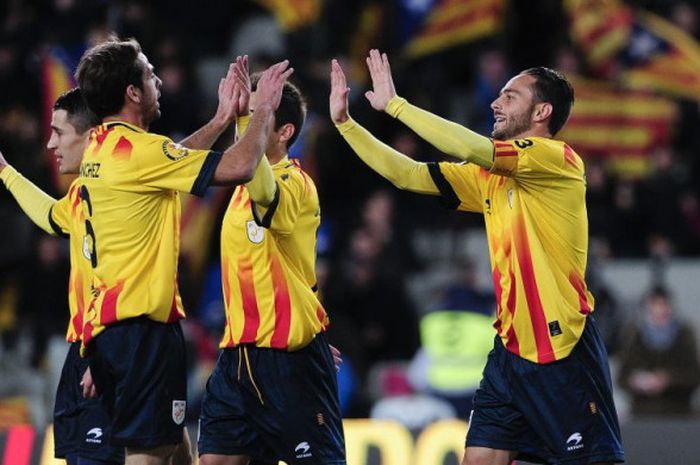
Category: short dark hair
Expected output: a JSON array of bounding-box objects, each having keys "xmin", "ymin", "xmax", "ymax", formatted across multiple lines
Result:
[
  {"xmin": 53, "ymin": 88, "xmax": 101, "ymax": 133},
  {"xmin": 522, "ymin": 67, "xmax": 575, "ymax": 136},
  {"xmin": 75, "ymin": 38, "xmax": 144, "ymax": 119},
  {"xmin": 251, "ymin": 75, "xmax": 306, "ymax": 149}
]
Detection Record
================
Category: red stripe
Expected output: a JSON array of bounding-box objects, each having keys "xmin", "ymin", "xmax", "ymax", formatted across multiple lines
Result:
[
  {"xmin": 569, "ymin": 272, "xmax": 592, "ymax": 315},
  {"xmin": 417, "ymin": 3, "xmax": 503, "ymax": 40},
  {"xmin": 567, "ymin": 114, "xmax": 673, "ymax": 126},
  {"xmin": 316, "ymin": 305, "xmax": 328, "ymax": 330},
  {"xmin": 2, "ymin": 425, "xmax": 34, "ymax": 465},
  {"xmin": 71, "ymin": 271, "xmax": 84, "ymax": 341},
  {"xmin": 237, "ymin": 258, "xmax": 260, "ymax": 343},
  {"xmin": 492, "ymin": 267, "xmax": 503, "ymax": 334},
  {"xmin": 166, "ymin": 288, "xmax": 183, "ymax": 323},
  {"xmin": 563, "ymin": 144, "xmax": 578, "ymax": 168},
  {"xmin": 513, "ymin": 215, "xmax": 555, "ymax": 363},
  {"xmin": 269, "ymin": 255, "xmax": 292, "ymax": 349},
  {"xmin": 496, "ymin": 149, "xmax": 518, "ymax": 158},
  {"xmin": 91, "ymin": 125, "xmax": 114, "ymax": 157},
  {"xmin": 113, "ymin": 136, "xmax": 133, "ymax": 160},
  {"xmin": 100, "ymin": 281, "xmax": 124, "ymax": 325}
]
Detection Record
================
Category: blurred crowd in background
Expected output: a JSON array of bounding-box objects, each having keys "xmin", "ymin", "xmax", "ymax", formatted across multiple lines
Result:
[{"xmin": 1, "ymin": 0, "xmax": 700, "ymax": 430}]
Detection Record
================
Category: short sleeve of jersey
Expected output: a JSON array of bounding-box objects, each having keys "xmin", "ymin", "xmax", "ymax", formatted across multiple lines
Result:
[
  {"xmin": 251, "ymin": 172, "xmax": 304, "ymax": 234},
  {"xmin": 428, "ymin": 162, "xmax": 483, "ymax": 213},
  {"xmin": 135, "ymin": 134, "xmax": 222, "ymax": 196},
  {"xmin": 48, "ymin": 193, "xmax": 72, "ymax": 238},
  {"xmin": 490, "ymin": 138, "xmax": 566, "ymax": 182}
]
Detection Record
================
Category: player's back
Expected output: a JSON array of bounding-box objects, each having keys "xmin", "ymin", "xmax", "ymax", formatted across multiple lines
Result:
[{"xmin": 220, "ymin": 157, "xmax": 327, "ymax": 351}]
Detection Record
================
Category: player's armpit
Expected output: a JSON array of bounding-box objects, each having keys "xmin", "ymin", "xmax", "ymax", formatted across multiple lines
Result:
[
  {"xmin": 386, "ymin": 96, "xmax": 494, "ymax": 168},
  {"xmin": 335, "ymin": 118, "xmax": 439, "ymax": 195},
  {"xmin": 0, "ymin": 165, "xmax": 57, "ymax": 234}
]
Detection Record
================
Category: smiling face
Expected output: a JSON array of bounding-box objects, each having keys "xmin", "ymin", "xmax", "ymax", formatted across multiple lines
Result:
[
  {"xmin": 46, "ymin": 109, "xmax": 89, "ymax": 174},
  {"xmin": 136, "ymin": 52, "xmax": 162, "ymax": 125},
  {"xmin": 490, "ymin": 73, "xmax": 538, "ymax": 140}
]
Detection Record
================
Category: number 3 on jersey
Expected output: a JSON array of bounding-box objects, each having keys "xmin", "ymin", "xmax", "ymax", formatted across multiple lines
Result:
[{"xmin": 80, "ymin": 185, "xmax": 98, "ymax": 268}]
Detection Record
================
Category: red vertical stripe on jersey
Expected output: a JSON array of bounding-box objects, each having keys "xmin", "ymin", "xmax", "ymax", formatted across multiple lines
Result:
[
  {"xmin": 90, "ymin": 125, "xmax": 114, "ymax": 157},
  {"xmin": 492, "ymin": 268, "xmax": 503, "ymax": 334},
  {"xmin": 514, "ymin": 216, "xmax": 555, "ymax": 363},
  {"xmin": 569, "ymin": 272, "xmax": 592, "ymax": 314},
  {"xmin": 220, "ymin": 259, "xmax": 233, "ymax": 347},
  {"xmin": 113, "ymin": 136, "xmax": 133, "ymax": 160},
  {"xmin": 231, "ymin": 187, "xmax": 245, "ymax": 210},
  {"xmin": 100, "ymin": 281, "xmax": 124, "ymax": 325},
  {"xmin": 505, "ymin": 268, "xmax": 520, "ymax": 355},
  {"xmin": 237, "ymin": 258, "xmax": 260, "ymax": 343},
  {"xmin": 2, "ymin": 425, "xmax": 34, "ymax": 465},
  {"xmin": 70, "ymin": 272, "xmax": 85, "ymax": 341},
  {"xmin": 269, "ymin": 255, "xmax": 292, "ymax": 349}
]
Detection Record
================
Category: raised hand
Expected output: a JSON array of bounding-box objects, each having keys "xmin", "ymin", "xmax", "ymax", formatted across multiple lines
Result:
[
  {"xmin": 365, "ymin": 49, "xmax": 397, "ymax": 112},
  {"xmin": 232, "ymin": 55, "xmax": 251, "ymax": 117},
  {"xmin": 329, "ymin": 59, "xmax": 350, "ymax": 124},
  {"xmin": 0, "ymin": 149, "xmax": 8, "ymax": 172},
  {"xmin": 254, "ymin": 60, "xmax": 294, "ymax": 111},
  {"xmin": 213, "ymin": 62, "xmax": 239, "ymax": 125}
]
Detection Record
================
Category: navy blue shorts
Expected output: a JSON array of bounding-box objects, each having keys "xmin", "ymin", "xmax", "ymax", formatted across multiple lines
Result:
[
  {"xmin": 53, "ymin": 342, "xmax": 124, "ymax": 462},
  {"xmin": 198, "ymin": 333, "xmax": 346, "ymax": 465},
  {"xmin": 466, "ymin": 317, "xmax": 625, "ymax": 464},
  {"xmin": 88, "ymin": 318, "xmax": 187, "ymax": 448}
]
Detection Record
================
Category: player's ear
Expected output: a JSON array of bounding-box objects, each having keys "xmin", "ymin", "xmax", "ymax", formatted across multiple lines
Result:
[
  {"xmin": 125, "ymin": 84, "xmax": 141, "ymax": 104},
  {"xmin": 278, "ymin": 123, "xmax": 295, "ymax": 145},
  {"xmin": 532, "ymin": 102, "xmax": 552, "ymax": 124}
]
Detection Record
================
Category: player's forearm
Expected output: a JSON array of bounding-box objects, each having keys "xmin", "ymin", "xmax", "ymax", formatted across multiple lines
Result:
[
  {"xmin": 212, "ymin": 105, "xmax": 274, "ymax": 185},
  {"xmin": 179, "ymin": 117, "xmax": 229, "ymax": 150},
  {"xmin": 387, "ymin": 96, "xmax": 494, "ymax": 168},
  {"xmin": 336, "ymin": 118, "xmax": 438, "ymax": 195},
  {"xmin": 0, "ymin": 165, "xmax": 56, "ymax": 234}
]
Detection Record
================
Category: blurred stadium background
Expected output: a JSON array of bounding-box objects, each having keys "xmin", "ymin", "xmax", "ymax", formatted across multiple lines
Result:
[{"xmin": 1, "ymin": 0, "xmax": 700, "ymax": 463}]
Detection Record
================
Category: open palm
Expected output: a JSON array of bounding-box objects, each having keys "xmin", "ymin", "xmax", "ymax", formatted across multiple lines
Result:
[
  {"xmin": 365, "ymin": 49, "xmax": 397, "ymax": 112},
  {"xmin": 329, "ymin": 59, "xmax": 350, "ymax": 124}
]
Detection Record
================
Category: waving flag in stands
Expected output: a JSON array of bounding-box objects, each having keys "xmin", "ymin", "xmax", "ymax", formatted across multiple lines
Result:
[
  {"xmin": 255, "ymin": 0, "xmax": 321, "ymax": 32},
  {"xmin": 400, "ymin": 0, "xmax": 506, "ymax": 59},
  {"xmin": 41, "ymin": 46, "xmax": 80, "ymax": 191},
  {"xmin": 566, "ymin": 0, "xmax": 700, "ymax": 103},
  {"xmin": 558, "ymin": 75, "xmax": 677, "ymax": 178}
]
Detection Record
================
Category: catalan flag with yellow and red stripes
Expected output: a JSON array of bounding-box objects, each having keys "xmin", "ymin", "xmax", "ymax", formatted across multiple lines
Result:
[
  {"xmin": 566, "ymin": 0, "xmax": 700, "ymax": 103},
  {"xmin": 400, "ymin": 0, "xmax": 507, "ymax": 59},
  {"xmin": 558, "ymin": 75, "xmax": 677, "ymax": 177},
  {"xmin": 255, "ymin": 0, "xmax": 322, "ymax": 32}
]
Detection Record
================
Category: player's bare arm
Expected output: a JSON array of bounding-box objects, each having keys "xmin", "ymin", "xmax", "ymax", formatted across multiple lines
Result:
[
  {"xmin": 365, "ymin": 49, "xmax": 494, "ymax": 167},
  {"xmin": 212, "ymin": 60, "xmax": 293, "ymax": 185}
]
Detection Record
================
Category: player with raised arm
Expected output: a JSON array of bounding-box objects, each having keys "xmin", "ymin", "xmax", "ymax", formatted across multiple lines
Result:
[
  {"xmin": 0, "ymin": 88, "xmax": 124, "ymax": 465},
  {"xmin": 73, "ymin": 37, "xmax": 291, "ymax": 465},
  {"xmin": 329, "ymin": 51, "xmax": 624, "ymax": 465},
  {"xmin": 197, "ymin": 56, "xmax": 345, "ymax": 465}
]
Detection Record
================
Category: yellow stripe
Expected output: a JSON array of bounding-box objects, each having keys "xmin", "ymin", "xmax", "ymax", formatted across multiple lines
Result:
[{"xmin": 243, "ymin": 346, "xmax": 265, "ymax": 405}]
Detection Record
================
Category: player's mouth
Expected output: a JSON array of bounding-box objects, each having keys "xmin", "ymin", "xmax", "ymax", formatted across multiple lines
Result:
[{"xmin": 494, "ymin": 114, "xmax": 506, "ymax": 124}]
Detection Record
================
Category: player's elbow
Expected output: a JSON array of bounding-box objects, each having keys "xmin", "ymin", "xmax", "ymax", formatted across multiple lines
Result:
[{"xmin": 212, "ymin": 163, "xmax": 255, "ymax": 186}]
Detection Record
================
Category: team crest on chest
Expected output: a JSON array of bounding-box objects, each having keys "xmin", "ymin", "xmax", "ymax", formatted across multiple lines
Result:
[{"xmin": 246, "ymin": 220, "xmax": 264, "ymax": 244}]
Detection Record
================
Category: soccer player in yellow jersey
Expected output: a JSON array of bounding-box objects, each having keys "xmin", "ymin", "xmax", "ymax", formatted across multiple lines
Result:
[
  {"xmin": 329, "ymin": 51, "xmax": 624, "ymax": 465},
  {"xmin": 197, "ymin": 57, "xmax": 345, "ymax": 465},
  {"xmin": 0, "ymin": 89, "xmax": 124, "ymax": 465},
  {"xmin": 73, "ymin": 38, "xmax": 292, "ymax": 465}
]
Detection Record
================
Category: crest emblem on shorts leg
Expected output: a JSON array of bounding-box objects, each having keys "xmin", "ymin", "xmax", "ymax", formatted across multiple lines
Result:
[{"xmin": 172, "ymin": 400, "xmax": 186, "ymax": 425}]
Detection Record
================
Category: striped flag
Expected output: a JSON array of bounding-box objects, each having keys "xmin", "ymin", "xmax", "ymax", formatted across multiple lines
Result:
[
  {"xmin": 255, "ymin": 0, "xmax": 322, "ymax": 32},
  {"xmin": 400, "ymin": 0, "xmax": 507, "ymax": 59},
  {"xmin": 41, "ymin": 47, "xmax": 79, "ymax": 191},
  {"xmin": 558, "ymin": 75, "xmax": 676, "ymax": 177},
  {"xmin": 566, "ymin": 0, "xmax": 700, "ymax": 102}
]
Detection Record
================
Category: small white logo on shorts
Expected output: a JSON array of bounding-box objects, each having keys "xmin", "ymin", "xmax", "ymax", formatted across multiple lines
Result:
[
  {"xmin": 172, "ymin": 400, "xmax": 186, "ymax": 425},
  {"xmin": 246, "ymin": 220, "xmax": 264, "ymax": 244},
  {"xmin": 86, "ymin": 427, "xmax": 102, "ymax": 444},
  {"xmin": 566, "ymin": 432, "xmax": 584, "ymax": 451},
  {"xmin": 295, "ymin": 441, "xmax": 312, "ymax": 459}
]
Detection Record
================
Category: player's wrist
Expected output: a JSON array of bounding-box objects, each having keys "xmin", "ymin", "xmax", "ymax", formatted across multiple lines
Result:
[{"xmin": 386, "ymin": 95, "xmax": 406, "ymax": 118}]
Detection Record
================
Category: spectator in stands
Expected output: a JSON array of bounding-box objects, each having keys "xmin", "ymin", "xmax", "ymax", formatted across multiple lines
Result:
[{"xmin": 618, "ymin": 285, "xmax": 700, "ymax": 416}]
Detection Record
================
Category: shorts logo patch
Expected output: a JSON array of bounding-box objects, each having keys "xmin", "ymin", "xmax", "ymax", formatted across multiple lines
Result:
[
  {"xmin": 566, "ymin": 432, "xmax": 584, "ymax": 451},
  {"xmin": 295, "ymin": 441, "xmax": 312, "ymax": 459},
  {"xmin": 85, "ymin": 427, "xmax": 103, "ymax": 444},
  {"xmin": 172, "ymin": 400, "xmax": 186, "ymax": 425},
  {"xmin": 548, "ymin": 320, "xmax": 562, "ymax": 337},
  {"xmin": 246, "ymin": 220, "xmax": 264, "ymax": 244}
]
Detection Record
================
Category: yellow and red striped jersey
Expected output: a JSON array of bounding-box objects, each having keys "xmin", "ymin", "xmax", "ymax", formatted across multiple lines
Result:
[
  {"xmin": 220, "ymin": 156, "xmax": 327, "ymax": 351},
  {"xmin": 429, "ymin": 137, "xmax": 594, "ymax": 363},
  {"xmin": 78, "ymin": 121, "xmax": 221, "ymax": 347},
  {"xmin": 48, "ymin": 180, "xmax": 91, "ymax": 343}
]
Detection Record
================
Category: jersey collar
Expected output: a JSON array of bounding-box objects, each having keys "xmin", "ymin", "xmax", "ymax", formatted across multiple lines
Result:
[{"xmin": 102, "ymin": 120, "xmax": 146, "ymax": 133}]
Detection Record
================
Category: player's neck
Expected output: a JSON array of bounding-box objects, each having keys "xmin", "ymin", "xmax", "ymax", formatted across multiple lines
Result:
[
  {"xmin": 513, "ymin": 124, "xmax": 551, "ymax": 140},
  {"xmin": 266, "ymin": 147, "xmax": 287, "ymax": 165},
  {"xmin": 103, "ymin": 109, "xmax": 149, "ymax": 131}
]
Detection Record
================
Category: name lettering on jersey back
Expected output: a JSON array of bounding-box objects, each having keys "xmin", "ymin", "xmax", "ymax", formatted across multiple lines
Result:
[{"xmin": 80, "ymin": 163, "xmax": 101, "ymax": 178}]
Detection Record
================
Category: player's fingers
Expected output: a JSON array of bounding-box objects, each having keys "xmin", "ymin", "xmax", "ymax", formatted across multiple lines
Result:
[
  {"xmin": 365, "ymin": 90, "xmax": 374, "ymax": 102},
  {"xmin": 382, "ymin": 52, "xmax": 391, "ymax": 73}
]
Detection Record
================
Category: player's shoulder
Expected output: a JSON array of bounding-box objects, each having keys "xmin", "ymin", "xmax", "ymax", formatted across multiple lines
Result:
[{"xmin": 275, "ymin": 158, "xmax": 316, "ymax": 191}]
